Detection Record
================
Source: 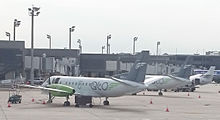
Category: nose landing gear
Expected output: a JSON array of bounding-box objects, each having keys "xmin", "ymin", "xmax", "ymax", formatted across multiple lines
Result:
[
  {"xmin": 103, "ymin": 97, "xmax": 110, "ymax": 105},
  {"xmin": 64, "ymin": 96, "xmax": 70, "ymax": 106}
]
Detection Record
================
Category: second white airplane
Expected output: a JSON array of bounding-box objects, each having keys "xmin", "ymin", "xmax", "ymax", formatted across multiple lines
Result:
[{"xmin": 144, "ymin": 74, "xmax": 191, "ymax": 96}]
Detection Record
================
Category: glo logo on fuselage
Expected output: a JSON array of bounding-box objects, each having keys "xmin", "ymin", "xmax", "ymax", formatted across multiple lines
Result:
[{"xmin": 89, "ymin": 81, "xmax": 108, "ymax": 91}]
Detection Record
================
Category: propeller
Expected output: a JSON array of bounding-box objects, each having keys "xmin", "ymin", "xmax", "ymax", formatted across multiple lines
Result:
[{"xmin": 48, "ymin": 77, "xmax": 52, "ymax": 103}]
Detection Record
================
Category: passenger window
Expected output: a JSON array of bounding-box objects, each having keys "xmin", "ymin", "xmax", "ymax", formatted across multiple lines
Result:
[
  {"xmin": 55, "ymin": 78, "xmax": 60, "ymax": 84},
  {"xmin": 52, "ymin": 78, "xmax": 56, "ymax": 84}
]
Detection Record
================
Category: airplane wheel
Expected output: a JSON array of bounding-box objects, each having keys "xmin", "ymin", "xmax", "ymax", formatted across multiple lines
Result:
[
  {"xmin": 75, "ymin": 104, "xmax": 79, "ymax": 107},
  {"xmin": 47, "ymin": 100, "xmax": 53, "ymax": 103},
  {"xmin": 158, "ymin": 92, "xmax": 163, "ymax": 96},
  {"xmin": 89, "ymin": 104, "xmax": 93, "ymax": 108},
  {"xmin": 103, "ymin": 101, "xmax": 109, "ymax": 105},
  {"xmin": 66, "ymin": 101, "xmax": 70, "ymax": 106},
  {"xmin": 64, "ymin": 101, "xmax": 70, "ymax": 106}
]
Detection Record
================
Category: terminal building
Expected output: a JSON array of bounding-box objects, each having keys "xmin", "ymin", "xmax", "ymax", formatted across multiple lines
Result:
[
  {"xmin": 24, "ymin": 49, "xmax": 80, "ymax": 80},
  {"xmin": 1, "ymin": 40, "xmax": 220, "ymax": 83},
  {"xmin": 0, "ymin": 40, "xmax": 80, "ymax": 81},
  {"xmin": 0, "ymin": 41, "xmax": 24, "ymax": 80},
  {"xmin": 80, "ymin": 52, "xmax": 150, "ymax": 77}
]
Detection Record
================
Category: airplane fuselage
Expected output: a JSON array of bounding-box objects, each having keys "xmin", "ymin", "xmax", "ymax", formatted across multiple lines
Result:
[{"xmin": 43, "ymin": 76, "xmax": 146, "ymax": 97}]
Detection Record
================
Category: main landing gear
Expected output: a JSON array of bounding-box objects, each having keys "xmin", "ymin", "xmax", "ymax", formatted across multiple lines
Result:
[
  {"xmin": 103, "ymin": 97, "xmax": 109, "ymax": 105},
  {"xmin": 47, "ymin": 93, "xmax": 55, "ymax": 103},
  {"xmin": 63, "ymin": 96, "xmax": 70, "ymax": 106},
  {"xmin": 158, "ymin": 90, "xmax": 163, "ymax": 96}
]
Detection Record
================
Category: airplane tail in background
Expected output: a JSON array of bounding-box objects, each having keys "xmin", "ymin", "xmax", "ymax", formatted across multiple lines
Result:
[
  {"xmin": 126, "ymin": 51, "xmax": 149, "ymax": 83},
  {"xmin": 203, "ymin": 66, "xmax": 215, "ymax": 78}
]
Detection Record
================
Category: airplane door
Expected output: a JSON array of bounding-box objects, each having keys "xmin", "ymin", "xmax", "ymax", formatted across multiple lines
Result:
[{"xmin": 195, "ymin": 78, "xmax": 200, "ymax": 85}]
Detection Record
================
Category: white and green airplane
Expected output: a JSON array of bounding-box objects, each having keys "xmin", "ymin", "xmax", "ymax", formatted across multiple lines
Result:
[{"xmin": 21, "ymin": 51, "xmax": 148, "ymax": 107}]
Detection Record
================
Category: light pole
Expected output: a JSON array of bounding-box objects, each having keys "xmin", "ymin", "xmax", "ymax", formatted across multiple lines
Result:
[
  {"xmin": 133, "ymin": 37, "xmax": 138, "ymax": 55},
  {"xmin": 156, "ymin": 41, "xmax": 160, "ymax": 56},
  {"xmin": 156, "ymin": 41, "xmax": 160, "ymax": 74},
  {"xmin": 47, "ymin": 34, "xmax": 51, "ymax": 49},
  {"xmin": 108, "ymin": 44, "xmax": 111, "ymax": 54},
  {"xmin": 13, "ymin": 19, "xmax": 21, "ymax": 41},
  {"xmin": 102, "ymin": 46, "xmax": 105, "ymax": 54},
  {"xmin": 69, "ymin": 26, "xmax": 75, "ymax": 49},
  {"xmin": 77, "ymin": 39, "xmax": 82, "ymax": 53},
  {"xmin": 106, "ymin": 34, "xmax": 111, "ymax": 54},
  {"xmin": 28, "ymin": 6, "xmax": 40, "ymax": 85},
  {"xmin": 5, "ymin": 32, "xmax": 11, "ymax": 41}
]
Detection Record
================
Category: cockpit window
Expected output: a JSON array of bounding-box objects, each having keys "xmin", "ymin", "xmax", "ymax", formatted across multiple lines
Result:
[
  {"xmin": 145, "ymin": 76, "xmax": 152, "ymax": 79},
  {"xmin": 42, "ymin": 78, "xmax": 50, "ymax": 87}
]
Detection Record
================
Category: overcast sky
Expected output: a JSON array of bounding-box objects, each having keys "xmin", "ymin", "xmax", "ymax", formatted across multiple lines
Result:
[{"xmin": 0, "ymin": 0, "xmax": 220, "ymax": 55}]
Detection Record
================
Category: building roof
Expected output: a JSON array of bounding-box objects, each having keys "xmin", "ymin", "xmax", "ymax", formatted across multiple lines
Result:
[
  {"xmin": 25, "ymin": 49, "xmax": 80, "ymax": 58},
  {"xmin": 0, "ymin": 40, "xmax": 24, "ymax": 49}
]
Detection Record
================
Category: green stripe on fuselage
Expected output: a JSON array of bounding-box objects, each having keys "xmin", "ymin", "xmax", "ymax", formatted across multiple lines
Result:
[{"xmin": 108, "ymin": 82, "xmax": 120, "ymax": 90}]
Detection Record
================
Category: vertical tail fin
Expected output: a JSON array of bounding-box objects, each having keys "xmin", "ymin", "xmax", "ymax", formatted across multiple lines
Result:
[
  {"xmin": 199, "ymin": 66, "xmax": 215, "ymax": 84},
  {"xmin": 126, "ymin": 51, "xmax": 149, "ymax": 82},
  {"xmin": 172, "ymin": 56, "xmax": 192, "ymax": 79},
  {"xmin": 204, "ymin": 66, "xmax": 215, "ymax": 76}
]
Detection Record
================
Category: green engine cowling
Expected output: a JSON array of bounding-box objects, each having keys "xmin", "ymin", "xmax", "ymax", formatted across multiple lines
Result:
[{"xmin": 47, "ymin": 84, "xmax": 75, "ymax": 97}]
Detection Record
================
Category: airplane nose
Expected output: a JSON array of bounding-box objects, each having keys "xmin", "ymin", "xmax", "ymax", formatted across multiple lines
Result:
[{"xmin": 41, "ymin": 82, "xmax": 48, "ymax": 87}]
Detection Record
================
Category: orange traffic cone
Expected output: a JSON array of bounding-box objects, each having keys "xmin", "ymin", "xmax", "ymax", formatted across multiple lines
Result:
[
  {"xmin": 165, "ymin": 107, "xmax": 169, "ymax": 112},
  {"xmin": 8, "ymin": 103, "xmax": 11, "ymax": 107},
  {"xmin": 150, "ymin": 99, "xmax": 153, "ymax": 104},
  {"xmin": 42, "ymin": 101, "xmax": 46, "ymax": 104},
  {"xmin": 32, "ymin": 98, "xmax": 35, "ymax": 102}
]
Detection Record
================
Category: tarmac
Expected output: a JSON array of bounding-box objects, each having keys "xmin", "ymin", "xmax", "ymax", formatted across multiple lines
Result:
[{"xmin": 0, "ymin": 84, "xmax": 220, "ymax": 120}]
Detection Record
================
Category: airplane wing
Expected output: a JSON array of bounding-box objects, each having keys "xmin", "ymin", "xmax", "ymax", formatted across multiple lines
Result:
[
  {"xmin": 19, "ymin": 84, "xmax": 71, "ymax": 94},
  {"xmin": 167, "ymin": 75, "xmax": 191, "ymax": 83}
]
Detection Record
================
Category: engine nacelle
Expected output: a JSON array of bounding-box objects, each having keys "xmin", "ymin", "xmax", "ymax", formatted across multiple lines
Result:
[{"xmin": 47, "ymin": 84, "xmax": 75, "ymax": 97}]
